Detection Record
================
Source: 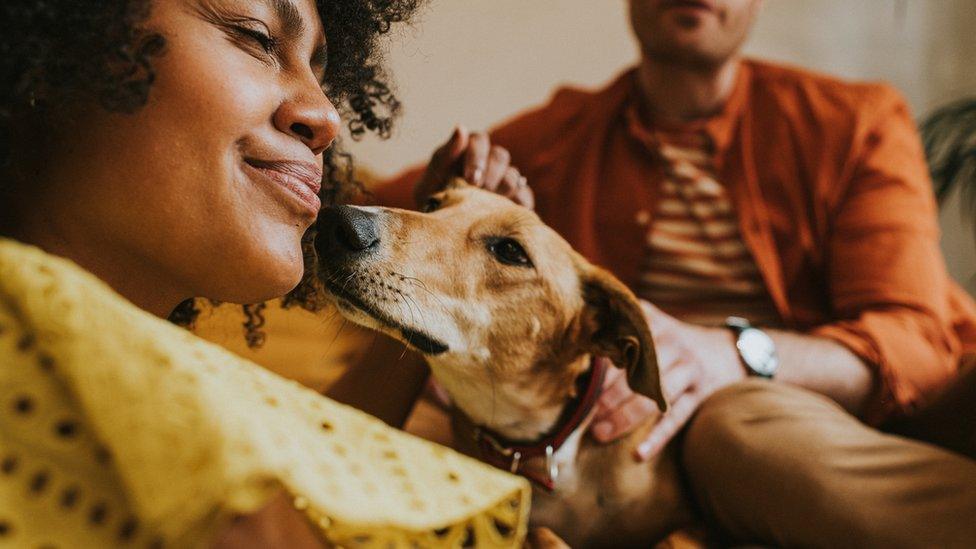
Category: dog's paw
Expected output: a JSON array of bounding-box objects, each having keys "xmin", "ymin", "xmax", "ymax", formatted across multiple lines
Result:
[{"xmin": 525, "ymin": 527, "xmax": 570, "ymax": 549}]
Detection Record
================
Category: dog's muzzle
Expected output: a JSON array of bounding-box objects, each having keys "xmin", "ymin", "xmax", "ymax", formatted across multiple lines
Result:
[{"xmin": 314, "ymin": 205, "xmax": 452, "ymax": 356}]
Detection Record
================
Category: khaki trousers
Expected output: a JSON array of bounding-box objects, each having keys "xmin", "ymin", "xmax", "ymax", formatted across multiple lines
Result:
[{"xmin": 683, "ymin": 374, "xmax": 976, "ymax": 548}]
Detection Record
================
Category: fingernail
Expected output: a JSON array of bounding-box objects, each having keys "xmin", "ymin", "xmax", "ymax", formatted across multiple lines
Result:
[
  {"xmin": 592, "ymin": 421, "xmax": 612, "ymax": 441},
  {"xmin": 471, "ymin": 167, "xmax": 484, "ymax": 183}
]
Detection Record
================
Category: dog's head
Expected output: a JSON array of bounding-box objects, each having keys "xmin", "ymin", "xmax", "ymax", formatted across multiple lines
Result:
[{"xmin": 316, "ymin": 179, "xmax": 665, "ymax": 437}]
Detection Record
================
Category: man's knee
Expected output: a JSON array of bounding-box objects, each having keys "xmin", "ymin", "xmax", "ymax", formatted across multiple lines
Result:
[
  {"xmin": 683, "ymin": 380, "xmax": 833, "ymax": 469},
  {"xmin": 681, "ymin": 381, "xmax": 976, "ymax": 547},
  {"xmin": 681, "ymin": 382, "xmax": 867, "ymax": 542}
]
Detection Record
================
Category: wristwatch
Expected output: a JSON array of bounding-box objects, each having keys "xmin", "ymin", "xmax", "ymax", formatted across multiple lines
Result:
[{"xmin": 725, "ymin": 316, "xmax": 778, "ymax": 378}]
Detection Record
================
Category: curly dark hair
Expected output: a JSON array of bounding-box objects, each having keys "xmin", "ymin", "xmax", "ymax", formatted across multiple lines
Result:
[{"xmin": 0, "ymin": 0, "xmax": 423, "ymax": 343}]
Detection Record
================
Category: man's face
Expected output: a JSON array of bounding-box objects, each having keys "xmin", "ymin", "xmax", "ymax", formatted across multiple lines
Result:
[{"xmin": 629, "ymin": 0, "xmax": 763, "ymax": 68}]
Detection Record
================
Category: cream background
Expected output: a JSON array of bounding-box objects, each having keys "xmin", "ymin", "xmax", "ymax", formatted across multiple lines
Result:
[{"xmin": 345, "ymin": 0, "xmax": 976, "ymax": 291}]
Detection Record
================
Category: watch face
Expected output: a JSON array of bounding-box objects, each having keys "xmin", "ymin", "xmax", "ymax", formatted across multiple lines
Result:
[{"xmin": 737, "ymin": 328, "xmax": 778, "ymax": 377}]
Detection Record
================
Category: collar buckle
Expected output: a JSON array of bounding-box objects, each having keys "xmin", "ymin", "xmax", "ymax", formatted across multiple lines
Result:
[
  {"xmin": 545, "ymin": 444, "xmax": 559, "ymax": 485},
  {"xmin": 472, "ymin": 356, "xmax": 607, "ymax": 491}
]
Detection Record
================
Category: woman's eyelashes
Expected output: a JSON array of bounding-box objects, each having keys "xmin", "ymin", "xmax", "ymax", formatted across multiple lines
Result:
[
  {"xmin": 235, "ymin": 25, "xmax": 276, "ymax": 53},
  {"xmin": 229, "ymin": 21, "xmax": 281, "ymax": 61},
  {"xmin": 195, "ymin": 5, "xmax": 282, "ymax": 65}
]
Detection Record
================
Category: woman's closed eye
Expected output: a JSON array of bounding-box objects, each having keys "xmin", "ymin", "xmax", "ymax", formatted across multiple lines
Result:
[
  {"xmin": 229, "ymin": 20, "xmax": 280, "ymax": 59},
  {"xmin": 233, "ymin": 24, "xmax": 278, "ymax": 54}
]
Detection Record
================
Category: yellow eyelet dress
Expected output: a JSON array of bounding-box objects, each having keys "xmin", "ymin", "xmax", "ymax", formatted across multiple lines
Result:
[{"xmin": 0, "ymin": 238, "xmax": 529, "ymax": 548}]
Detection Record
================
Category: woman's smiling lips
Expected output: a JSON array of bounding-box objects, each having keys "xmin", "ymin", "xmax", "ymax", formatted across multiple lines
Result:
[{"xmin": 243, "ymin": 158, "xmax": 323, "ymax": 215}]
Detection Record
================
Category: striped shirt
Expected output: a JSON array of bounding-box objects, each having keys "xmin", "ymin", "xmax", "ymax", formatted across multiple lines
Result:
[{"xmin": 637, "ymin": 130, "xmax": 781, "ymax": 327}]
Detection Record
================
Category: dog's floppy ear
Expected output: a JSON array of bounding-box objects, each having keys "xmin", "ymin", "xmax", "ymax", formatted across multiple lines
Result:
[{"xmin": 577, "ymin": 262, "xmax": 667, "ymax": 412}]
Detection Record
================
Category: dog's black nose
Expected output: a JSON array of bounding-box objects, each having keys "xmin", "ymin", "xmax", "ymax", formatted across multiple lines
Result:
[
  {"xmin": 317, "ymin": 205, "xmax": 380, "ymax": 255},
  {"xmin": 318, "ymin": 206, "xmax": 380, "ymax": 252}
]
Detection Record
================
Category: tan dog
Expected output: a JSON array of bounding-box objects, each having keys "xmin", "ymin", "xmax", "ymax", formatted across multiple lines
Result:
[{"xmin": 316, "ymin": 180, "xmax": 694, "ymax": 547}]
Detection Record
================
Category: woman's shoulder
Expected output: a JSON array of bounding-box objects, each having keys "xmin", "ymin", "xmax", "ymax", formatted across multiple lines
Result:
[
  {"xmin": 0, "ymin": 238, "xmax": 531, "ymax": 547},
  {"xmin": 0, "ymin": 266, "xmax": 165, "ymax": 547}
]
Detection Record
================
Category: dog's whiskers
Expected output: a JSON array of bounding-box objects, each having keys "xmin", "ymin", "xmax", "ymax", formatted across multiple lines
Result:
[
  {"xmin": 385, "ymin": 290, "xmax": 418, "ymax": 362},
  {"xmin": 393, "ymin": 290, "xmax": 420, "ymax": 338},
  {"xmin": 396, "ymin": 272, "xmax": 450, "ymax": 312},
  {"xmin": 401, "ymin": 290, "xmax": 434, "ymax": 345},
  {"xmin": 394, "ymin": 288, "xmax": 434, "ymax": 348},
  {"xmin": 338, "ymin": 271, "xmax": 358, "ymax": 294}
]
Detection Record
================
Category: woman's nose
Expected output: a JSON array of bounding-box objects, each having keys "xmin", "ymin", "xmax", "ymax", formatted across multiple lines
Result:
[{"xmin": 274, "ymin": 82, "xmax": 341, "ymax": 156}]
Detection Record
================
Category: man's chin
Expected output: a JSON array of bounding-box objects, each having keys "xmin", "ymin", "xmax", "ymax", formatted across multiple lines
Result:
[{"xmin": 645, "ymin": 39, "xmax": 728, "ymax": 70}]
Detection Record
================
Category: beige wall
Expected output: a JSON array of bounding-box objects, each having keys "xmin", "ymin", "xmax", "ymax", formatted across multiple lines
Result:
[
  {"xmin": 346, "ymin": 0, "xmax": 976, "ymax": 290},
  {"xmin": 345, "ymin": 0, "xmax": 638, "ymax": 176}
]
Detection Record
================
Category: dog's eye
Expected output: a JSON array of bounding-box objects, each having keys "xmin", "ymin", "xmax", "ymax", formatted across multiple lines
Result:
[
  {"xmin": 422, "ymin": 197, "xmax": 441, "ymax": 213},
  {"xmin": 487, "ymin": 237, "xmax": 533, "ymax": 268}
]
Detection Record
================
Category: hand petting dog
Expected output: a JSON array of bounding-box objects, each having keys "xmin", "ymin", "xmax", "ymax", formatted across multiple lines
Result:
[
  {"xmin": 591, "ymin": 302, "xmax": 747, "ymax": 460},
  {"xmin": 414, "ymin": 126, "xmax": 534, "ymax": 209}
]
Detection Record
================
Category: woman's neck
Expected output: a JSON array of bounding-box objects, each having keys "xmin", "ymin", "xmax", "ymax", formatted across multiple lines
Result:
[
  {"xmin": 635, "ymin": 54, "xmax": 740, "ymax": 124},
  {"xmin": 11, "ymin": 213, "xmax": 186, "ymax": 319}
]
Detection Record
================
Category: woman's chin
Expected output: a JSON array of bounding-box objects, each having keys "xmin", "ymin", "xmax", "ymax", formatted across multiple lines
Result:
[
  {"xmin": 205, "ymin": 246, "xmax": 306, "ymax": 305},
  {"xmin": 251, "ymin": 264, "xmax": 305, "ymax": 302}
]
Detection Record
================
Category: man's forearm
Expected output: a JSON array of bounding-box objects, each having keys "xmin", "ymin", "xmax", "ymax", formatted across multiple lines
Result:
[{"xmin": 768, "ymin": 330, "xmax": 876, "ymax": 416}]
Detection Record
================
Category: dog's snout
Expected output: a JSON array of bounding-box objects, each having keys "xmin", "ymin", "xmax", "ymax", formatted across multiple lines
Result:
[{"xmin": 317, "ymin": 205, "xmax": 380, "ymax": 256}]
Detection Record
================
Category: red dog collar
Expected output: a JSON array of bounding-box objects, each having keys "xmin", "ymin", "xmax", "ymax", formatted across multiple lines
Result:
[{"xmin": 473, "ymin": 356, "xmax": 609, "ymax": 491}]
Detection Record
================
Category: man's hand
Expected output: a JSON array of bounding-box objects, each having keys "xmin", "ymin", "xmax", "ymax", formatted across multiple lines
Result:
[
  {"xmin": 590, "ymin": 301, "xmax": 746, "ymax": 460},
  {"xmin": 414, "ymin": 126, "xmax": 534, "ymax": 209}
]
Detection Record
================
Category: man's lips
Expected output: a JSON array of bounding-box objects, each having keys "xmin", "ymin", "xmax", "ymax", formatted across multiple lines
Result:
[{"xmin": 244, "ymin": 158, "xmax": 323, "ymax": 213}]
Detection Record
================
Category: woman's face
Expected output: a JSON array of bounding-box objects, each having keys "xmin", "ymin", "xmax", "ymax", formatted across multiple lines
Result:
[{"xmin": 18, "ymin": 0, "xmax": 340, "ymax": 312}]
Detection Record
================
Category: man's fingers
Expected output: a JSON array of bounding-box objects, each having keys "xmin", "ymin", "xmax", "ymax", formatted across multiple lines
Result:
[
  {"xmin": 641, "ymin": 300, "xmax": 680, "ymax": 333},
  {"xmin": 640, "ymin": 300, "xmax": 666, "ymax": 318},
  {"xmin": 445, "ymin": 125, "xmax": 469, "ymax": 161},
  {"xmin": 661, "ymin": 361, "xmax": 696, "ymax": 400},
  {"xmin": 418, "ymin": 126, "xmax": 469, "ymax": 205},
  {"xmin": 592, "ymin": 369, "xmax": 635, "ymax": 423},
  {"xmin": 463, "ymin": 132, "xmax": 491, "ymax": 184},
  {"xmin": 600, "ymin": 360, "xmax": 625, "ymax": 385},
  {"xmin": 634, "ymin": 391, "xmax": 699, "ymax": 461},
  {"xmin": 645, "ymin": 309, "xmax": 680, "ymax": 348},
  {"xmin": 496, "ymin": 166, "xmax": 524, "ymax": 196},
  {"xmin": 497, "ymin": 167, "xmax": 534, "ymax": 208},
  {"xmin": 514, "ymin": 185, "xmax": 535, "ymax": 209},
  {"xmin": 652, "ymin": 342, "xmax": 684, "ymax": 375},
  {"xmin": 591, "ymin": 393, "xmax": 659, "ymax": 443},
  {"xmin": 481, "ymin": 145, "xmax": 511, "ymax": 190}
]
